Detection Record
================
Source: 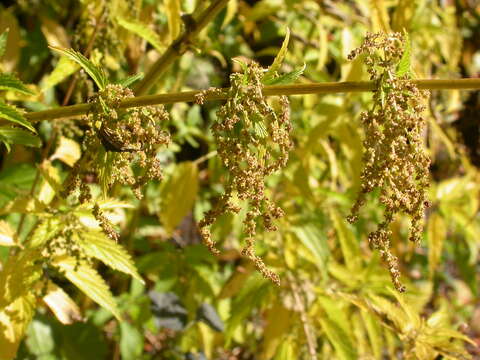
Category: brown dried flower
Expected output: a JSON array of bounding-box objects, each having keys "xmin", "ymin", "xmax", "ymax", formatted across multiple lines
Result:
[
  {"xmin": 199, "ymin": 61, "xmax": 292, "ymax": 285},
  {"xmin": 347, "ymin": 32, "xmax": 430, "ymax": 292}
]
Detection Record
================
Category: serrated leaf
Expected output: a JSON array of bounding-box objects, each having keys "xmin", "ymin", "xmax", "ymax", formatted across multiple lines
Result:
[
  {"xmin": 0, "ymin": 220, "xmax": 17, "ymax": 247},
  {"xmin": 50, "ymin": 136, "xmax": 81, "ymax": 167},
  {"xmin": 0, "ymin": 294, "xmax": 36, "ymax": 360},
  {"xmin": 396, "ymin": 31, "xmax": 411, "ymax": 77},
  {"xmin": 117, "ymin": 18, "xmax": 164, "ymax": 52},
  {"xmin": 49, "ymin": 46, "xmax": 107, "ymax": 90},
  {"xmin": 37, "ymin": 161, "xmax": 61, "ymax": 205},
  {"xmin": 73, "ymin": 230, "xmax": 143, "ymax": 283},
  {"xmin": 42, "ymin": 282, "xmax": 83, "ymax": 325},
  {"xmin": 264, "ymin": 63, "xmax": 305, "ymax": 85},
  {"xmin": 0, "ymin": 127, "xmax": 41, "ymax": 147},
  {"xmin": 0, "ymin": 195, "xmax": 45, "ymax": 216},
  {"xmin": 0, "ymin": 249, "xmax": 42, "ymax": 308},
  {"xmin": 116, "ymin": 72, "xmax": 144, "ymax": 88},
  {"xmin": 41, "ymin": 56, "xmax": 79, "ymax": 91},
  {"xmin": 292, "ymin": 225, "xmax": 330, "ymax": 274},
  {"xmin": 28, "ymin": 216, "xmax": 62, "ymax": 248},
  {"xmin": 52, "ymin": 256, "xmax": 122, "ymax": 321},
  {"xmin": 0, "ymin": 73, "xmax": 35, "ymax": 95},
  {"xmin": 0, "ymin": 29, "xmax": 8, "ymax": 58},
  {"xmin": 263, "ymin": 27, "xmax": 290, "ymax": 83},
  {"xmin": 0, "ymin": 102, "xmax": 36, "ymax": 132},
  {"xmin": 159, "ymin": 162, "xmax": 199, "ymax": 235},
  {"xmin": 253, "ymin": 119, "xmax": 268, "ymax": 138}
]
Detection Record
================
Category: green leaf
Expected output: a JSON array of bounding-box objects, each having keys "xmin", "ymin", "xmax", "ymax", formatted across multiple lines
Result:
[
  {"xmin": 263, "ymin": 27, "xmax": 290, "ymax": 83},
  {"xmin": 25, "ymin": 317, "xmax": 56, "ymax": 356},
  {"xmin": 330, "ymin": 208, "xmax": 360, "ymax": 271},
  {"xmin": 0, "ymin": 29, "xmax": 8, "ymax": 58},
  {"xmin": 0, "ymin": 127, "xmax": 41, "ymax": 147},
  {"xmin": 264, "ymin": 63, "xmax": 306, "ymax": 85},
  {"xmin": 0, "ymin": 102, "xmax": 36, "ymax": 132},
  {"xmin": 116, "ymin": 72, "xmax": 144, "ymax": 88},
  {"xmin": 52, "ymin": 256, "xmax": 122, "ymax": 321},
  {"xmin": 119, "ymin": 322, "xmax": 143, "ymax": 360},
  {"xmin": 159, "ymin": 162, "xmax": 199, "ymax": 235},
  {"xmin": 74, "ymin": 230, "xmax": 143, "ymax": 283},
  {"xmin": 117, "ymin": 18, "xmax": 164, "ymax": 52},
  {"xmin": 49, "ymin": 46, "xmax": 107, "ymax": 90},
  {"xmin": 319, "ymin": 317, "xmax": 357, "ymax": 360},
  {"xmin": 28, "ymin": 217, "xmax": 62, "ymax": 248},
  {"xmin": 396, "ymin": 31, "xmax": 411, "ymax": 77},
  {"xmin": 0, "ymin": 73, "xmax": 35, "ymax": 95},
  {"xmin": 291, "ymin": 224, "xmax": 330, "ymax": 274},
  {"xmin": 41, "ymin": 56, "xmax": 79, "ymax": 91}
]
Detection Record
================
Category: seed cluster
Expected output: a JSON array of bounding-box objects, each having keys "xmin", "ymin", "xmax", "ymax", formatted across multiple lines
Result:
[
  {"xmin": 61, "ymin": 84, "xmax": 170, "ymax": 242},
  {"xmin": 198, "ymin": 61, "xmax": 292, "ymax": 285},
  {"xmin": 347, "ymin": 32, "xmax": 430, "ymax": 292}
]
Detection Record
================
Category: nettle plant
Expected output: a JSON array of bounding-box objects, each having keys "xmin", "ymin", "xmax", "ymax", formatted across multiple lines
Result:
[{"xmin": 0, "ymin": 20, "xmax": 474, "ymax": 357}]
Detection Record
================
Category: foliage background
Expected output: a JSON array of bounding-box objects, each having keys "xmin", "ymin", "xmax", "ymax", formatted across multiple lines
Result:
[{"xmin": 0, "ymin": 0, "xmax": 480, "ymax": 359}]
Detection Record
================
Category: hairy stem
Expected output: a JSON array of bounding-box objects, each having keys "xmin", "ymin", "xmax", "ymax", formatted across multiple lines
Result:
[
  {"xmin": 133, "ymin": 0, "xmax": 230, "ymax": 95},
  {"xmin": 25, "ymin": 78, "xmax": 480, "ymax": 122}
]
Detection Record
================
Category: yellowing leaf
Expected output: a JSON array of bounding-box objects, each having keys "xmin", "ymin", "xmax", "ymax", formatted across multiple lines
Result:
[
  {"xmin": 159, "ymin": 162, "xmax": 199, "ymax": 235},
  {"xmin": 427, "ymin": 213, "xmax": 446, "ymax": 277},
  {"xmin": 330, "ymin": 208, "xmax": 360, "ymax": 270},
  {"xmin": 52, "ymin": 256, "xmax": 122, "ymax": 321},
  {"xmin": 74, "ymin": 230, "xmax": 143, "ymax": 283},
  {"xmin": 0, "ymin": 195, "xmax": 46, "ymax": 215},
  {"xmin": 42, "ymin": 282, "xmax": 82, "ymax": 325},
  {"xmin": 40, "ymin": 16, "xmax": 70, "ymax": 48},
  {"xmin": 263, "ymin": 27, "xmax": 290, "ymax": 83},
  {"xmin": 165, "ymin": 0, "xmax": 181, "ymax": 43},
  {"xmin": 50, "ymin": 137, "xmax": 81, "ymax": 167},
  {"xmin": 117, "ymin": 18, "xmax": 164, "ymax": 52},
  {"xmin": 41, "ymin": 56, "xmax": 79, "ymax": 91},
  {"xmin": 0, "ymin": 220, "xmax": 17, "ymax": 247},
  {"xmin": 0, "ymin": 249, "xmax": 42, "ymax": 309},
  {"xmin": 38, "ymin": 161, "xmax": 62, "ymax": 205},
  {"xmin": 28, "ymin": 216, "xmax": 62, "ymax": 248},
  {"xmin": 0, "ymin": 293, "xmax": 36, "ymax": 360},
  {"xmin": 260, "ymin": 301, "xmax": 293, "ymax": 360},
  {"xmin": 221, "ymin": 0, "xmax": 238, "ymax": 29}
]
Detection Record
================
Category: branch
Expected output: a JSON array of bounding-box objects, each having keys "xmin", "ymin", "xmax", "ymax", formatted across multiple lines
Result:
[
  {"xmin": 133, "ymin": 0, "xmax": 230, "ymax": 95},
  {"xmin": 24, "ymin": 78, "xmax": 480, "ymax": 122}
]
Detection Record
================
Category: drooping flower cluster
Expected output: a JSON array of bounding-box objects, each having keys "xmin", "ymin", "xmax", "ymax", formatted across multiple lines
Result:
[
  {"xmin": 347, "ymin": 32, "xmax": 430, "ymax": 292},
  {"xmin": 198, "ymin": 61, "xmax": 292, "ymax": 285},
  {"xmin": 62, "ymin": 84, "xmax": 170, "ymax": 241}
]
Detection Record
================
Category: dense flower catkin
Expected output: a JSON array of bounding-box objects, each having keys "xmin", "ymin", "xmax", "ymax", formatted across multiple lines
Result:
[
  {"xmin": 347, "ymin": 32, "xmax": 430, "ymax": 292},
  {"xmin": 197, "ymin": 61, "xmax": 292, "ymax": 285}
]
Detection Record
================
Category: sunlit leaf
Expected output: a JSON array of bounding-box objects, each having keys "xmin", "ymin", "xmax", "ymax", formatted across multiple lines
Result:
[
  {"xmin": 0, "ymin": 220, "xmax": 17, "ymax": 247},
  {"xmin": 50, "ymin": 136, "xmax": 81, "ymax": 167},
  {"xmin": 396, "ymin": 31, "xmax": 411, "ymax": 77},
  {"xmin": 263, "ymin": 27, "xmax": 290, "ymax": 83},
  {"xmin": 42, "ymin": 282, "xmax": 82, "ymax": 325},
  {"xmin": 116, "ymin": 72, "xmax": 144, "ymax": 88},
  {"xmin": 165, "ymin": 0, "xmax": 181, "ymax": 42},
  {"xmin": 120, "ymin": 321, "xmax": 143, "ymax": 360},
  {"xmin": 427, "ymin": 213, "xmax": 446, "ymax": 277},
  {"xmin": 0, "ymin": 29, "xmax": 8, "ymax": 58},
  {"xmin": 73, "ymin": 230, "xmax": 143, "ymax": 283},
  {"xmin": 330, "ymin": 208, "xmax": 360, "ymax": 270},
  {"xmin": 0, "ymin": 73, "xmax": 35, "ymax": 95},
  {"xmin": 52, "ymin": 256, "xmax": 122, "ymax": 321},
  {"xmin": 260, "ymin": 300, "xmax": 292, "ymax": 360},
  {"xmin": 41, "ymin": 56, "xmax": 79, "ymax": 91},
  {"xmin": 117, "ymin": 18, "xmax": 164, "ymax": 52},
  {"xmin": 159, "ymin": 161, "xmax": 199, "ymax": 235},
  {"xmin": 49, "ymin": 46, "xmax": 107, "ymax": 90},
  {"xmin": 264, "ymin": 63, "xmax": 306, "ymax": 85},
  {"xmin": 0, "ymin": 103, "xmax": 36, "ymax": 132}
]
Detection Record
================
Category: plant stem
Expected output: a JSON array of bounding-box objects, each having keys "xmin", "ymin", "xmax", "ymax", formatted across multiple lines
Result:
[
  {"xmin": 133, "ymin": 0, "xmax": 230, "ymax": 95},
  {"xmin": 24, "ymin": 78, "xmax": 480, "ymax": 122}
]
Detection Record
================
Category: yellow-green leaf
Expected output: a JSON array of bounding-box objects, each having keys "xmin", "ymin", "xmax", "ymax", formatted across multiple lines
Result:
[
  {"xmin": 74, "ymin": 230, "xmax": 143, "ymax": 283},
  {"xmin": 427, "ymin": 213, "xmax": 446, "ymax": 277},
  {"xmin": 165, "ymin": 0, "xmax": 181, "ymax": 43},
  {"xmin": 42, "ymin": 282, "xmax": 83, "ymax": 325},
  {"xmin": 260, "ymin": 301, "xmax": 293, "ymax": 360},
  {"xmin": 50, "ymin": 136, "xmax": 81, "ymax": 167},
  {"xmin": 0, "ymin": 293, "xmax": 36, "ymax": 360},
  {"xmin": 263, "ymin": 27, "xmax": 290, "ymax": 83},
  {"xmin": 52, "ymin": 256, "xmax": 122, "ymax": 321},
  {"xmin": 159, "ymin": 161, "xmax": 199, "ymax": 235},
  {"xmin": 41, "ymin": 56, "xmax": 79, "ymax": 91},
  {"xmin": 117, "ymin": 18, "xmax": 164, "ymax": 52},
  {"xmin": 330, "ymin": 207, "xmax": 360, "ymax": 270},
  {"xmin": 0, "ymin": 220, "xmax": 17, "ymax": 247}
]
